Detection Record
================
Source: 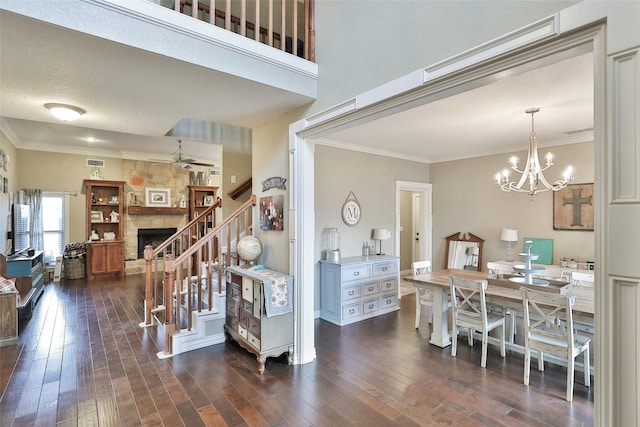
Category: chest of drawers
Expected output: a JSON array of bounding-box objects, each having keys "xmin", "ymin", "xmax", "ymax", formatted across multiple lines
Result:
[
  {"xmin": 320, "ymin": 255, "xmax": 400, "ymax": 326},
  {"xmin": 225, "ymin": 266, "xmax": 294, "ymax": 374}
]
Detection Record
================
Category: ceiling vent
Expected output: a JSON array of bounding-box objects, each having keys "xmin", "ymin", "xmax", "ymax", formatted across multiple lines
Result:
[{"xmin": 86, "ymin": 159, "xmax": 105, "ymax": 167}]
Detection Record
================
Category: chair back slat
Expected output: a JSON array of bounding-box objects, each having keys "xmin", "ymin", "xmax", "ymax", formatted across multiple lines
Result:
[
  {"xmin": 449, "ymin": 275, "xmax": 488, "ymax": 327},
  {"xmin": 411, "ymin": 260, "xmax": 432, "ymax": 277},
  {"xmin": 570, "ymin": 271, "xmax": 594, "ymax": 287}
]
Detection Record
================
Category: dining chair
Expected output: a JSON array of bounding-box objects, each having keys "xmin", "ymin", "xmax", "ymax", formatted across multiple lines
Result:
[
  {"xmin": 520, "ymin": 287, "xmax": 591, "ymax": 401},
  {"xmin": 571, "ymin": 271, "xmax": 595, "ymax": 287},
  {"xmin": 412, "ymin": 260, "xmax": 434, "ymax": 328},
  {"xmin": 487, "ymin": 261, "xmax": 518, "ymax": 343},
  {"xmin": 449, "ymin": 275, "xmax": 506, "ymax": 368}
]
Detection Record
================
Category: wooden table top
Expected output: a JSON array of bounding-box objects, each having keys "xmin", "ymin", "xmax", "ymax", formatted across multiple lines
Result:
[{"xmin": 404, "ymin": 268, "xmax": 594, "ymax": 317}]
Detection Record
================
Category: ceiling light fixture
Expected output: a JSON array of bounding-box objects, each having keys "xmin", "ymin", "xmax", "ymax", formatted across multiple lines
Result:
[
  {"xmin": 44, "ymin": 103, "xmax": 86, "ymax": 121},
  {"xmin": 495, "ymin": 108, "xmax": 574, "ymax": 202}
]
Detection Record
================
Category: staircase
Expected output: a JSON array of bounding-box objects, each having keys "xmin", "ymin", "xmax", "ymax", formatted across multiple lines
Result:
[{"xmin": 141, "ymin": 195, "xmax": 256, "ymax": 358}]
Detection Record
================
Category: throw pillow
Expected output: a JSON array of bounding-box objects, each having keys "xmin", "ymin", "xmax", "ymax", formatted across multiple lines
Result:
[{"xmin": 0, "ymin": 276, "xmax": 18, "ymax": 294}]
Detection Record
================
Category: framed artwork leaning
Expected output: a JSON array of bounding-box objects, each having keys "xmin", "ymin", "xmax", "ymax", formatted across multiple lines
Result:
[{"xmin": 553, "ymin": 183, "xmax": 594, "ymax": 231}]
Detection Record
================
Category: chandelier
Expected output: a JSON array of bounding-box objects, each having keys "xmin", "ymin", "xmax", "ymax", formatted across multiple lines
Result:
[{"xmin": 495, "ymin": 108, "xmax": 574, "ymax": 200}]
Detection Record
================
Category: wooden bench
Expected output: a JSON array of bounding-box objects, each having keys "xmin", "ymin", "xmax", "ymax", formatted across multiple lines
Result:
[{"xmin": 0, "ymin": 255, "xmax": 36, "ymax": 347}]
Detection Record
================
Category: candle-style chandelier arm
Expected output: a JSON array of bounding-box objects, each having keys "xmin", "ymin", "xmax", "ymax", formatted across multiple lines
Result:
[{"xmin": 495, "ymin": 108, "xmax": 574, "ymax": 198}]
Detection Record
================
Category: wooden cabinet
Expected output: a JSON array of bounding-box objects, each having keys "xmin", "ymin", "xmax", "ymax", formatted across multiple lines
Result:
[
  {"xmin": 225, "ymin": 266, "xmax": 293, "ymax": 374},
  {"xmin": 87, "ymin": 241, "xmax": 124, "ymax": 279},
  {"xmin": 84, "ymin": 180, "xmax": 125, "ymax": 280},
  {"xmin": 188, "ymin": 185, "xmax": 218, "ymax": 220},
  {"xmin": 320, "ymin": 255, "xmax": 400, "ymax": 326}
]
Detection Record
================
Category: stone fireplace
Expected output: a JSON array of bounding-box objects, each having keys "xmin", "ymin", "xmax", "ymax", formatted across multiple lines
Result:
[{"xmin": 137, "ymin": 228, "xmax": 177, "ymax": 258}]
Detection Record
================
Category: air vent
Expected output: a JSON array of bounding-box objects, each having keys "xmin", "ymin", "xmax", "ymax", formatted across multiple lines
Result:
[
  {"xmin": 564, "ymin": 127, "xmax": 594, "ymax": 135},
  {"xmin": 86, "ymin": 159, "xmax": 105, "ymax": 167}
]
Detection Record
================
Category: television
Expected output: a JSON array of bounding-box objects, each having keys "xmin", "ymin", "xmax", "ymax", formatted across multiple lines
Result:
[{"xmin": 11, "ymin": 203, "xmax": 31, "ymax": 256}]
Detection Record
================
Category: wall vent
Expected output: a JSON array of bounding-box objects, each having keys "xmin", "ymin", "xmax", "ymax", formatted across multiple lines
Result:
[{"xmin": 86, "ymin": 159, "xmax": 105, "ymax": 167}]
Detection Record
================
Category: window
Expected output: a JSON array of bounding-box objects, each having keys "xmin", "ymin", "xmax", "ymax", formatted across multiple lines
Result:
[{"xmin": 42, "ymin": 193, "xmax": 66, "ymax": 265}]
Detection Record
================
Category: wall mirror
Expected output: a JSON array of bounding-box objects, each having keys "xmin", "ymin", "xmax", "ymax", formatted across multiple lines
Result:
[{"xmin": 445, "ymin": 232, "xmax": 484, "ymax": 271}]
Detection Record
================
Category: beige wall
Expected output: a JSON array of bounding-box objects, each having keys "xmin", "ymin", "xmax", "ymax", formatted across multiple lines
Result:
[
  {"xmin": 314, "ymin": 144, "xmax": 430, "ymax": 310},
  {"xmin": 431, "ymin": 141, "xmax": 594, "ymax": 270},
  {"xmin": 221, "ymin": 150, "xmax": 252, "ymax": 217},
  {"xmin": 16, "ymin": 150, "xmax": 125, "ymax": 243},
  {"xmin": 0, "ymin": 131, "xmax": 19, "ymax": 254}
]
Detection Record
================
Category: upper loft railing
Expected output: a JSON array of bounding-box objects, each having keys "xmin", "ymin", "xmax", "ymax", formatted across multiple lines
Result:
[{"xmin": 174, "ymin": 0, "xmax": 316, "ymax": 61}]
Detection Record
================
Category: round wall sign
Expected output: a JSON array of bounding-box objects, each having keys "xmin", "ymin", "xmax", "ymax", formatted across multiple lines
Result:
[{"xmin": 341, "ymin": 192, "xmax": 361, "ymax": 226}]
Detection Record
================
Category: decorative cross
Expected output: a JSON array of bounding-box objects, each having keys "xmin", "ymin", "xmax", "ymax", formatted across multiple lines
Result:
[{"xmin": 563, "ymin": 188, "xmax": 592, "ymax": 226}]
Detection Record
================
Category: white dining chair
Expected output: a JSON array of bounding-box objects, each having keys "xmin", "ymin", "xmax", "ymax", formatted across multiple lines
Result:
[
  {"xmin": 487, "ymin": 261, "xmax": 518, "ymax": 343},
  {"xmin": 412, "ymin": 260, "xmax": 434, "ymax": 328},
  {"xmin": 571, "ymin": 271, "xmax": 595, "ymax": 287},
  {"xmin": 449, "ymin": 275, "xmax": 506, "ymax": 368},
  {"xmin": 520, "ymin": 287, "xmax": 591, "ymax": 401}
]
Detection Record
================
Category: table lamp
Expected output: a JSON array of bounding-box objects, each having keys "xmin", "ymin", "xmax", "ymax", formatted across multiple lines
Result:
[
  {"xmin": 372, "ymin": 228, "xmax": 390, "ymax": 255},
  {"xmin": 500, "ymin": 227, "xmax": 518, "ymax": 261}
]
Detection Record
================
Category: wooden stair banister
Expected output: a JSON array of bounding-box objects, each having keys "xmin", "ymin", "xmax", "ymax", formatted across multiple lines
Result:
[
  {"xmin": 143, "ymin": 195, "xmax": 257, "ymax": 357},
  {"xmin": 227, "ymin": 178, "xmax": 252, "ymax": 200}
]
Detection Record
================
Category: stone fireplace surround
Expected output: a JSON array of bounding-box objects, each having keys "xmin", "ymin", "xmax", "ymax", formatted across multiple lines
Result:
[{"xmin": 123, "ymin": 160, "xmax": 192, "ymax": 275}]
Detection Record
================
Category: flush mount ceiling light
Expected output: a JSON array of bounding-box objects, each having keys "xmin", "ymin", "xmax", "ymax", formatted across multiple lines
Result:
[
  {"xmin": 44, "ymin": 103, "xmax": 86, "ymax": 122},
  {"xmin": 495, "ymin": 108, "xmax": 574, "ymax": 201}
]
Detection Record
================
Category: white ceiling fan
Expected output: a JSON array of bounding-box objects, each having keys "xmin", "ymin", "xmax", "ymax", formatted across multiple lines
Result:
[{"xmin": 152, "ymin": 139, "xmax": 217, "ymax": 170}]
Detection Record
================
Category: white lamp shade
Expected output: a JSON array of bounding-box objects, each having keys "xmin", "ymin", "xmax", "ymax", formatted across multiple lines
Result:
[
  {"xmin": 500, "ymin": 227, "xmax": 518, "ymax": 242},
  {"xmin": 372, "ymin": 228, "xmax": 390, "ymax": 240}
]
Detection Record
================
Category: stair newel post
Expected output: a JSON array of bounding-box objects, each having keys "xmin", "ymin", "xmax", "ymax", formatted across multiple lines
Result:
[
  {"xmin": 143, "ymin": 245, "xmax": 155, "ymax": 326},
  {"xmin": 163, "ymin": 254, "xmax": 176, "ymax": 355}
]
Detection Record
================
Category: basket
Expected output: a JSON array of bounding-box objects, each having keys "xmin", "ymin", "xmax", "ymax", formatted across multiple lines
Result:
[{"xmin": 63, "ymin": 256, "xmax": 85, "ymax": 279}]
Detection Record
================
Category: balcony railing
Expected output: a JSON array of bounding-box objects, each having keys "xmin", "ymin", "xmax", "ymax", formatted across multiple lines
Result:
[{"xmin": 174, "ymin": 0, "xmax": 315, "ymax": 61}]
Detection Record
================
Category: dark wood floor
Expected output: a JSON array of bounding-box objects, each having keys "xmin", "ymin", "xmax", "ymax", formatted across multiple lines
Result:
[{"xmin": 0, "ymin": 275, "xmax": 593, "ymax": 426}]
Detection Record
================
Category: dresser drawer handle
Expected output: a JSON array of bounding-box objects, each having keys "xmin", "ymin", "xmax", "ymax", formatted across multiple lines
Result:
[
  {"xmin": 368, "ymin": 304, "xmax": 375, "ymax": 309},
  {"xmin": 348, "ymin": 290, "xmax": 355, "ymax": 296},
  {"xmin": 368, "ymin": 286, "xmax": 374, "ymax": 291},
  {"xmin": 353, "ymin": 271, "xmax": 360, "ymax": 277},
  {"xmin": 382, "ymin": 266, "xmax": 388, "ymax": 272},
  {"xmin": 385, "ymin": 283, "xmax": 392, "ymax": 288},
  {"xmin": 386, "ymin": 298, "xmax": 392, "ymax": 304},
  {"xmin": 349, "ymin": 308, "xmax": 355, "ymax": 314}
]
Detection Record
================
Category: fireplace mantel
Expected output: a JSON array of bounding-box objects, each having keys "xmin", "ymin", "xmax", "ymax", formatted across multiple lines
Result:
[{"xmin": 128, "ymin": 206, "xmax": 187, "ymax": 215}]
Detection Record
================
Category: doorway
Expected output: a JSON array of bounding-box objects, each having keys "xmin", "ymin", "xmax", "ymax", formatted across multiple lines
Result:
[{"xmin": 396, "ymin": 181, "xmax": 432, "ymax": 297}]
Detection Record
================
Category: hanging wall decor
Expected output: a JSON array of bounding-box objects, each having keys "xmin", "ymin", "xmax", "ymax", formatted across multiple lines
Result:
[
  {"xmin": 341, "ymin": 191, "xmax": 361, "ymax": 227},
  {"xmin": 262, "ymin": 177, "xmax": 287, "ymax": 192},
  {"xmin": 553, "ymin": 183, "xmax": 594, "ymax": 231},
  {"xmin": 260, "ymin": 194, "xmax": 284, "ymax": 231}
]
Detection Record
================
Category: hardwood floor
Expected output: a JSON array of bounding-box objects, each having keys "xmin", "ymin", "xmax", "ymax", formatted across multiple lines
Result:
[{"xmin": 0, "ymin": 275, "xmax": 593, "ymax": 426}]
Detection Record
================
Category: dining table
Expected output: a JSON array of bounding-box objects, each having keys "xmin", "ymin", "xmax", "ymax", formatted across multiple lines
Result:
[{"xmin": 403, "ymin": 268, "xmax": 595, "ymax": 349}]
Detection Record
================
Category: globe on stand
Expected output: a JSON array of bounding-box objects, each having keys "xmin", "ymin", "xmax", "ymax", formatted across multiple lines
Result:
[{"xmin": 237, "ymin": 235, "xmax": 263, "ymax": 265}]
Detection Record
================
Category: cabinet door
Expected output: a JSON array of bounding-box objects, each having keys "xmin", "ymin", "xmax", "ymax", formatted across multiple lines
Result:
[
  {"xmin": 106, "ymin": 243, "xmax": 124, "ymax": 273},
  {"xmin": 89, "ymin": 243, "xmax": 108, "ymax": 274}
]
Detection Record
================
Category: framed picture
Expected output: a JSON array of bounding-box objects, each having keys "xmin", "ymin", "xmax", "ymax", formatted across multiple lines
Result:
[
  {"xmin": 203, "ymin": 195, "xmax": 214, "ymax": 206},
  {"xmin": 259, "ymin": 195, "xmax": 284, "ymax": 231},
  {"xmin": 553, "ymin": 183, "xmax": 594, "ymax": 231},
  {"xmin": 91, "ymin": 211, "xmax": 104, "ymax": 223},
  {"xmin": 145, "ymin": 187, "xmax": 171, "ymax": 207},
  {"xmin": 108, "ymin": 195, "xmax": 119, "ymax": 204}
]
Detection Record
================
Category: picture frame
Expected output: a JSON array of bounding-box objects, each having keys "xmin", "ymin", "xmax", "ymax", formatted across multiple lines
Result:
[
  {"xmin": 553, "ymin": 183, "xmax": 594, "ymax": 231},
  {"xmin": 203, "ymin": 195, "xmax": 214, "ymax": 206},
  {"xmin": 108, "ymin": 195, "xmax": 119, "ymax": 204},
  {"xmin": 145, "ymin": 187, "xmax": 171, "ymax": 207},
  {"xmin": 91, "ymin": 210, "xmax": 104, "ymax": 223},
  {"xmin": 259, "ymin": 195, "xmax": 284, "ymax": 231}
]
